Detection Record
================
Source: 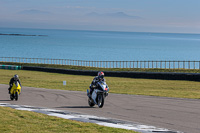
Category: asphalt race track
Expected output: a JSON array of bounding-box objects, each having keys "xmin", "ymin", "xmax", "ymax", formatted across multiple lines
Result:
[{"xmin": 0, "ymin": 84, "xmax": 199, "ymax": 133}]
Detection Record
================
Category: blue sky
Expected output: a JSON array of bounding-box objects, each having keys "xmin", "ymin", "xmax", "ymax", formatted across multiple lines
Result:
[{"xmin": 0, "ymin": 0, "xmax": 200, "ymax": 33}]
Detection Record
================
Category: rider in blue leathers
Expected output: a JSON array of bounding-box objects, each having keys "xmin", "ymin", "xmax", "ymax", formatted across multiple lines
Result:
[{"xmin": 89, "ymin": 71, "xmax": 105, "ymax": 98}]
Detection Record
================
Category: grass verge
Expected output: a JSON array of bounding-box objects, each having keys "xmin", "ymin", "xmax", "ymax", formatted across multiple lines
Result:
[
  {"xmin": 0, "ymin": 69, "xmax": 200, "ymax": 99},
  {"xmin": 0, "ymin": 106, "xmax": 136, "ymax": 133}
]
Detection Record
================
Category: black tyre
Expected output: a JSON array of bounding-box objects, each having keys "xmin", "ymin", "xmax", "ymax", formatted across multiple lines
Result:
[
  {"xmin": 10, "ymin": 94, "xmax": 14, "ymax": 101},
  {"xmin": 97, "ymin": 94, "xmax": 104, "ymax": 108},
  {"xmin": 88, "ymin": 98, "xmax": 95, "ymax": 107},
  {"xmin": 15, "ymin": 92, "xmax": 18, "ymax": 101}
]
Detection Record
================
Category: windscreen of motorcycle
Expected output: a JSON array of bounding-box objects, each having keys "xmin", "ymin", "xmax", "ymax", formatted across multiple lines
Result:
[{"xmin": 98, "ymin": 81, "xmax": 109, "ymax": 91}]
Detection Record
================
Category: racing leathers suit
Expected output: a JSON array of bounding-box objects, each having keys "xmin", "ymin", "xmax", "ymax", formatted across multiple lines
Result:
[
  {"xmin": 89, "ymin": 76, "xmax": 105, "ymax": 97},
  {"xmin": 8, "ymin": 78, "xmax": 22, "ymax": 94}
]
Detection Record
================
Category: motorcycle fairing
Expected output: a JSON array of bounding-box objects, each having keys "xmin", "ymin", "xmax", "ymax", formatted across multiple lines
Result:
[{"xmin": 10, "ymin": 82, "xmax": 21, "ymax": 94}]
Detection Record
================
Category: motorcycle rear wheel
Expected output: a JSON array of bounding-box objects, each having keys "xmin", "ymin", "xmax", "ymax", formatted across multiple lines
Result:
[
  {"xmin": 88, "ymin": 98, "xmax": 95, "ymax": 107},
  {"xmin": 10, "ymin": 94, "xmax": 14, "ymax": 101}
]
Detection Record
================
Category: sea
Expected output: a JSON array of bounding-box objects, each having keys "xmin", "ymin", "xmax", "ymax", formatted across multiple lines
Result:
[{"xmin": 0, "ymin": 27, "xmax": 200, "ymax": 61}]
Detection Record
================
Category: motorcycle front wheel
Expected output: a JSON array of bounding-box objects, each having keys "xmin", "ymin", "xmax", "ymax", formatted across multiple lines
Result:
[
  {"xmin": 15, "ymin": 92, "xmax": 18, "ymax": 101},
  {"xmin": 97, "ymin": 94, "xmax": 104, "ymax": 108}
]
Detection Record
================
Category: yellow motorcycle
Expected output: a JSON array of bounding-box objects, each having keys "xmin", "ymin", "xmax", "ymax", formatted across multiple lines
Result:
[{"xmin": 10, "ymin": 81, "xmax": 21, "ymax": 101}]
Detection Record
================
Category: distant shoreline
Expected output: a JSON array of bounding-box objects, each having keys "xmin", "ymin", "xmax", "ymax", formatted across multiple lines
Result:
[{"xmin": 0, "ymin": 33, "xmax": 47, "ymax": 36}]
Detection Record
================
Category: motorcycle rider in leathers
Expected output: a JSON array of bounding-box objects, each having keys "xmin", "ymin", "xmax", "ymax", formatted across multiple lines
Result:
[
  {"xmin": 89, "ymin": 71, "xmax": 105, "ymax": 98},
  {"xmin": 8, "ymin": 74, "xmax": 22, "ymax": 94}
]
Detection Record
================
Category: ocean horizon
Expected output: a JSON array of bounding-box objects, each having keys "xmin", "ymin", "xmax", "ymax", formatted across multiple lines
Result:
[{"xmin": 1, "ymin": 27, "xmax": 200, "ymax": 61}]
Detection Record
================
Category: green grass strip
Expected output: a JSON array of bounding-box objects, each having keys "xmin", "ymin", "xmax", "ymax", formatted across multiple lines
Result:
[
  {"xmin": 0, "ymin": 106, "xmax": 137, "ymax": 133},
  {"xmin": 0, "ymin": 69, "xmax": 200, "ymax": 99}
]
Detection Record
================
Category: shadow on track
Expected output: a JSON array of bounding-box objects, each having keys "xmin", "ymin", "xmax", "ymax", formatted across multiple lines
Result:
[
  {"xmin": 56, "ymin": 106, "xmax": 93, "ymax": 109},
  {"xmin": 0, "ymin": 100, "xmax": 11, "ymax": 101}
]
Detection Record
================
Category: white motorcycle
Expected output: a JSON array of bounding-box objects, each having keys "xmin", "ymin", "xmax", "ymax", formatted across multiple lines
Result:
[{"xmin": 87, "ymin": 81, "xmax": 109, "ymax": 108}]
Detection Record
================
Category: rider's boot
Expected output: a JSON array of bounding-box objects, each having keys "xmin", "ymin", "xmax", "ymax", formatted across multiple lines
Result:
[
  {"xmin": 88, "ymin": 90, "xmax": 93, "ymax": 99},
  {"xmin": 88, "ymin": 86, "xmax": 93, "ymax": 99},
  {"xmin": 88, "ymin": 93, "xmax": 92, "ymax": 99},
  {"xmin": 8, "ymin": 87, "xmax": 11, "ymax": 94}
]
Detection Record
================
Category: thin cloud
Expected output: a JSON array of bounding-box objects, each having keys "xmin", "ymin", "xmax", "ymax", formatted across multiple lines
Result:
[
  {"xmin": 86, "ymin": 12, "xmax": 142, "ymax": 19},
  {"xmin": 18, "ymin": 9, "xmax": 52, "ymax": 15},
  {"xmin": 63, "ymin": 5, "xmax": 96, "ymax": 10}
]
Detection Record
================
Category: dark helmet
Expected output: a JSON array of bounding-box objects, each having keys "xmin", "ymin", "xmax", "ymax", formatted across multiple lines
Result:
[
  {"xmin": 14, "ymin": 74, "xmax": 19, "ymax": 80},
  {"xmin": 98, "ymin": 71, "xmax": 104, "ymax": 80}
]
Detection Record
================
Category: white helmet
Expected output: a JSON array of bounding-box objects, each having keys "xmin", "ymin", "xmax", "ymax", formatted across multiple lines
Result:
[{"xmin": 14, "ymin": 74, "xmax": 19, "ymax": 80}]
